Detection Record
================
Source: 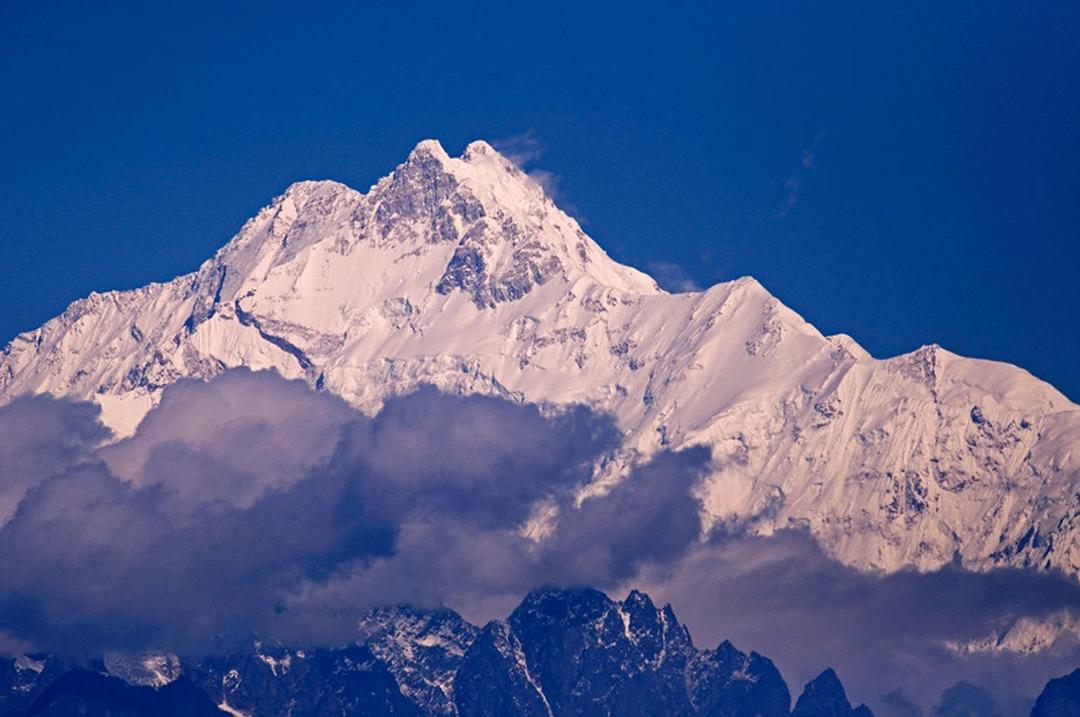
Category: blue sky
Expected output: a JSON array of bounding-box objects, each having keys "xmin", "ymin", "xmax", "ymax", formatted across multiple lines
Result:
[{"xmin": 2, "ymin": 1, "xmax": 1077, "ymax": 398}]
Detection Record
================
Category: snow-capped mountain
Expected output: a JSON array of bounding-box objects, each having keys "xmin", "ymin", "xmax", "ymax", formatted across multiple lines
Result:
[{"xmin": 2, "ymin": 139, "xmax": 1078, "ymax": 578}]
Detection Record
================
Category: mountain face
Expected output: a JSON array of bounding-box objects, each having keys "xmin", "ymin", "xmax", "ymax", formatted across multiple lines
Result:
[
  {"xmin": 0, "ymin": 587, "xmax": 853, "ymax": 717},
  {"xmin": 2, "ymin": 139, "xmax": 1079, "ymax": 579},
  {"xmin": 790, "ymin": 669, "xmax": 872, "ymax": 717},
  {"xmin": 24, "ymin": 670, "xmax": 225, "ymax": 717},
  {"xmin": 453, "ymin": 587, "xmax": 792, "ymax": 717},
  {"xmin": 189, "ymin": 644, "xmax": 421, "ymax": 716},
  {"xmin": 948, "ymin": 610, "xmax": 1080, "ymax": 657},
  {"xmin": 1031, "ymin": 669, "xmax": 1080, "ymax": 717},
  {"xmin": 356, "ymin": 606, "xmax": 480, "ymax": 716},
  {"xmin": 0, "ymin": 655, "xmax": 68, "ymax": 716}
]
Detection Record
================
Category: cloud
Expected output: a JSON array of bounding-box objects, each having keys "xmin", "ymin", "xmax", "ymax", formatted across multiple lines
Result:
[
  {"xmin": 492, "ymin": 130, "xmax": 567, "ymax": 202},
  {"xmin": 0, "ymin": 369, "xmax": 1078, "ymax": 715},
  {"xmin": 525, "ymin": 168, "xmax": 561, "ymax": 197},
  {"xmin": 933, "ymin": 682, "xmax": 1003, "ymax": 717},
  {"xmin": 779, "ymin": 175, "xmax": 803, "ymax": 216},
  {"xmin": 883, "ymin": 690, "xmax": 924, "ymax": 717},
  {"xmin": 646, "ymin": 261, "xmax": 702, "ymax": 292},
  {"xmin": 543, "ymin": 448, "xmax": 710, "ymax": 582},
  {"xmin": 634, "ymin": 530, "xmax": 1080, "ymax": 716},
  {"xmin": 0, "ymin": 395, "xmax": 109, "ymax": 525},
  {"xmin": 0, "ymin": 370, "xmax": 706, "ymax": 653},
  {"xmin": 776, "ymin": 131, "xmax": 826, "ymax": 218},
  {"xmin": 275, "ymin": 437, "xmax": 711, "ymax": 642},
  {"xmin": 99, "ymin": 370, "xmax": 357, "ymax": 511},
  {"xmin": 492, "ymin": 129, "xmax": 544, "ymax": 167}
]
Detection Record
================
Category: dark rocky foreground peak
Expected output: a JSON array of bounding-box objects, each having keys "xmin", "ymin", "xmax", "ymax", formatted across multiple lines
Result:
[
  {"xmin": 23, "ymin": 669, "xmax": 223, "ymax": 717},
  {"xmin": 1031, "ymin": 669, "xmax": 1080, "ymax": 717},
  {"xmin": 5, "ymin": 587, "xmax": 872, "ymax": 716},
  {"xmin": 790, "ymin": 668, "xmax": 873, "ymax": 717}
]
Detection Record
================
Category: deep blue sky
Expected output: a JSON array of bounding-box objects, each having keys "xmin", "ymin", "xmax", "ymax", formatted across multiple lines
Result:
[{"xmin": 2, "ymin": 2, "xmax": 1077, "ymax": 398}]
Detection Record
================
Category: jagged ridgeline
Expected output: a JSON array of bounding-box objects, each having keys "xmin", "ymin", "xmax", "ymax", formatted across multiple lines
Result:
[
  {"xmin": 2, "ymin": 139, "xmax": 1078, "ymax": 582},
  {"xmin": 5, "ymin": 588, "xmax": 871, "ymax": 717}
]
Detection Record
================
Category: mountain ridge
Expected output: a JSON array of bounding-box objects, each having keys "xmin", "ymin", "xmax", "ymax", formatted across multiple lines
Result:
[
  {"xmin": 0, "ymin": 586, "xmax": 869, "ymax": 717},
  {"xmin": 2, "ymin": 138, "xmax": 1078, "ymax": 581}
]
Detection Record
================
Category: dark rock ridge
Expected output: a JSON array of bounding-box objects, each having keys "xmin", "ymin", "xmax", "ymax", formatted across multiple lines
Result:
[
  {"xmin": 1031, "ymin": 668, "xmax": 1080, "ymax": 717},
  {"xmin": 0, "ymin": 587, "xmax": 872, "ymax": 716},
  {"xmin": 192, "ymin": 643, "xmax": 421, "ymax": 716},
  {"xmin": 24, "ymin": 669, "xmax": 225, "ymax": 717},
  {"xmin": 453, "ymin": 587, "xmax": 795, "ymax": 717},
  {"xmin": 790, "ymin": 668, "xmax": 873, "ymax": 717}
]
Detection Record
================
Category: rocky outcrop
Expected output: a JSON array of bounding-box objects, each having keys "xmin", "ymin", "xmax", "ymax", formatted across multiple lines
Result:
[
  {"xmin": 0, "ymin": 587, "xmax": 874, "ymax": 717},
  {"xmin": 1031, "ymin": 669, "xmax": 1080, "ymax": 717}
]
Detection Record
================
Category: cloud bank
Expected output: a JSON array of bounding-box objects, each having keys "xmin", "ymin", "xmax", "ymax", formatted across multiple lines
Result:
[
  {"xmin": 0, "ymin": 369, "xmax": 1077, "ymax": 715},
  {"xmin": 636, "ymin": 531, "xmax": 1080, "ymax": 715},
  {"xmin": 0, "ymin": 370, "xmax": 706, "ymax": 653}
]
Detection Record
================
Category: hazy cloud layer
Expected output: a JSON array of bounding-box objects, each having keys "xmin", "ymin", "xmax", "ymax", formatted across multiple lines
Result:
[
  {"xmin": 0, "ymin": 369, "xmax": 1077, "ymax": 715},
  {"xmin": 646, "ymin": 260, "xmax": 703, "ymax": 292},
  {"xmin": 635, "ymin": 531, "xmax": 1080, "ymax": 716}
]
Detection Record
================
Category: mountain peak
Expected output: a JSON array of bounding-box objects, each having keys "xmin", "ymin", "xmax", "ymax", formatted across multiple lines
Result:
[
  {"xmin": 396, "ymin": 137, "xmax": 533, "ymax": 200},
  {"xmin": 792, "ymin": 669, "xmax": 868, "ymax": 717},
  {"xmin": 398, "ymin": 138, "xmax": 537, "ymax": 200},
  {"xmin": 278, "ymin": 178, "xmax": 359, "ymax": 207},
  {"xmin": 366, "ymin": 138, "xmax": 660, "ymax": 303},
  {"xmin": 462, "ymin": 139, "xmax": 497, "ymax": 159},
  {"xmin": 403, "ymin": 138, "xmax": 516, "ymax": 181},
  {"xmin": 407, "ymin": 138, "xmax": 451, "ymax": 162}
]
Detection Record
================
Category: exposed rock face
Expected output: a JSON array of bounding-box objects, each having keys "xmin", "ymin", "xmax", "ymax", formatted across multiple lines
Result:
[
  {"xmin": 24, "ymin": 669, "xmax": 225, "ymax": 717},
  {"xmin": 357, "ymin": 606, "xmax": 480, "ymax": 715},
  {"xmin": 188, "ymin": 644, "xmax": 421, "ymax": 716},
  {"xmin": 0, "ymin": 655, "xmax": 70, "ymax": 716},
  {"xmin": 472, "ymin": 588, "xmax": 695, "ymax": 716},
  {"xmin": 2, "ymin": 139, "xmax": 1079, "ymax": 585},
  {"xmin": 453, "ymin": 621, "xmax": 552, "ymax": 717},
  {"xmin": 454, "ymin": 587, "xmax": 793, "ymax": 717},
  {"xmin": 0, "ymin": 587, "xmax": 864, "ymax": 717},
  {"xmin": 687, "ymin": 640, "xmax": 791, "ymax": 717},
  {"xmin": 791, "ymin": 669, "xmax": 873, "ymax": 717},
  {"xmin": 1031, "ymin": 669, "xmax": 1080, "ymax": 717}
]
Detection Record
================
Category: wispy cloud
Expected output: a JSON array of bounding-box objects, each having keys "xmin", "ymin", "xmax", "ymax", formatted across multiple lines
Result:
[
  {"xmin": 492, "ymin": 129, "xmax": 567, "ymax": 204},
  {"xmin": 776, "ymin": 131, "xmax": 826, "ymax": 218},
  {"xmin": 646, "ymin": 261, "xmax": 702, "ymax": 293},
  {"xmin": 492, "ymin": 129, "xmax": 544, "ymax": 167},
  {"xmin": 525, "ymin": 168, "xmax": 561, "ymax": 197}
]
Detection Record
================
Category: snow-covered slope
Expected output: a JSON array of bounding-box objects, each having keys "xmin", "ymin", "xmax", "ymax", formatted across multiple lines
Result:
[
  {"xmin": 948, "ymin": 611, "xmax": 1080, "ymax": 656},
  {"xmin": 2, "ymin": 139, "xmax": 1078, "ymax": 578}
]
